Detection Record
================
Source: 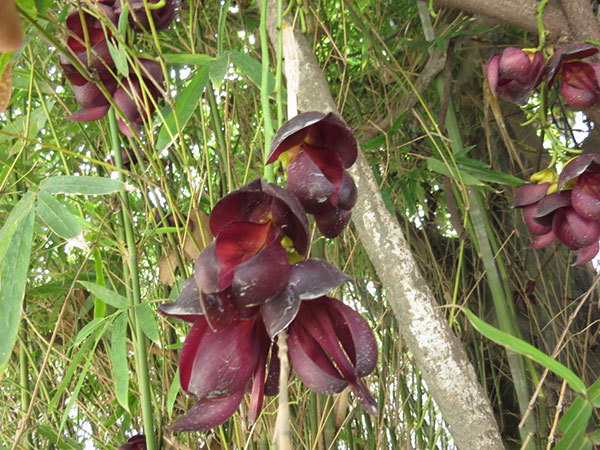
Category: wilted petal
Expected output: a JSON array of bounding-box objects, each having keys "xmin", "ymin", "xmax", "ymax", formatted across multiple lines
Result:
[
  {"xmin": 288, "ymin": 322, "xmax": 347, "ymax": 394},
  {"xmin": 157, "ymin": 275, "xmax": 203, "ymax": 322},
  {"xmin": 512, "ymin": 183, "xmax": 551, "ymax": 208},
  {"xmin": 231, "ymin": 239, "xmax": 290, "ymax": 308},
  {"xmin": 169, "ymin": 388, "xmax": 245, "ymax": 431},
  {"xmin": 287, "ymin": 149, "xmax": 337, "ymax": 213},
  {"xmin": 67, "ymin": 105, "xmax": 110, "ymax": 122},
  {"xmin": 313, "ymin": 206, "xmax": 352, "ymax": 238},
  {"xmin": 575, "ymin": 241, "xmax": 600, "ymax": 265},
  {"xmin": 553, "ymin": 207, "xmax": 600, "ymax": 249},
  {"xmin": 558, "ymin": 154, "xmax": 600, "ymax": 189},
  {"xmin": 180, "ymin": 318, "xmax": 258, "ymax": 398},
  {"xmin": 261, "ymin": 286, "xmax": 300, "ymax": 338}
]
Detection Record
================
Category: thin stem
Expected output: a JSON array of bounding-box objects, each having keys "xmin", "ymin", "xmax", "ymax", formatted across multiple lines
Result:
[
  {"xmin": 108, "ymin": 108, "xmax": 157, "ymax": 450},
  {"xmin": 274, "ymin": 330, "xmax": 292, "ymax": 450},
  {"xmin": 260, "ymin": 0, "xmax": 275, "ymax": 182}
]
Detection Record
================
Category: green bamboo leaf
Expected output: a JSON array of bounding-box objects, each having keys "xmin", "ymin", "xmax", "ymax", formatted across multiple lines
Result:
[
  {"xmin": 209, "ymin": 52, "xmax": 229, "ymax": 85},
  {"xmin": 73, "ymin": 317, "xmax": 108, "ymax": 347},
  {"xmin": 426, "ymin": 157, "xmax": 482, "ymax": 186},
  {"xmin": 135, "ymin": 302, "xmax": 159, "ymax": 342},
  {"xmin": 110, "ymin": 312, "xmax": 129, "ymax": 411},
  {"xmin": 40, "ymin": 176, "xmax": 124, "ymax": 195},
  {"xmin": 588, "ymin": 377, "xmax": 600, "ymax": 407},
  {"xmin": 458, "ymin": 160, "xmax": 525, "ymax": 186},
  {"xmin": 156, "ymin": 65, "xmax": 210, "ymax": 151},
  {"xmin": 37, "ymin": 190, "xmax": 81, "ymax": 239},
  {"xmin": 166, "ymin": 368, "xmax": 180, "ymax": 419},
  {"xmin": 162, "ymin": 53, "xmax": 214, "ymax": 65},
  {"xmin": 555, "ymin": 397, "xmax": 593, "ymax": 450},
  {"xmin": 0, "ymin": 192, "xmax": 35, "ymax": 370},
  {"xmin": 464, "ymin": 308, "xmax": 587, "ymax": 394},
  {"xmin": 227, "ymin": 50, "xmax": 279, "ymax": 94},
  {"xmin": 79, "ymin": 281, "xmax": 129, "ymax": 309}
]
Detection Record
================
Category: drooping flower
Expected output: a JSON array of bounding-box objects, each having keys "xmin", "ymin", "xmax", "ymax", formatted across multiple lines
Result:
[
  {"xmin": 546, "ymin": 43, "xmax": 600, "ymax": 108},
  {"xmin": 267, "ymin": 112, "xmax": 358, "ymax": 238},
  {"xmin": 118, "ymin": 435, "xmax": 146, "ymax": 450},
  {"xmin": 484, "ymin": 47, "xmax": 544, "ymax": 105},
  {"xmin": 558, "ymin": 154, "xmax": 600, "ymax": 220},
  {"xmin": 113, "ymin": 59, "xmax": 164, "ymax": 136}
]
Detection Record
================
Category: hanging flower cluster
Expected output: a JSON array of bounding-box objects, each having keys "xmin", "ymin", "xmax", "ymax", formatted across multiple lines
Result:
[
  {"xmin": 485, "ymin": 43, "xmax": 600, "ymax": 108},
  {"xmin": 158, "ymin": 113, "xmax": 378, "ymax": 431},
  {"xmin": 60, "ymin": 0, "xmax": 178, "ymax": 134},
  {"xmin": 513, "ymin": 155, "xmax": 600, "ymax": 264},
  {"xmin": 118, "ymin": 435, "xmax": 146, "ymax": 450}
]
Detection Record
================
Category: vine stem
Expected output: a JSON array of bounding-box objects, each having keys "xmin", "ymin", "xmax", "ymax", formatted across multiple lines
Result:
[
  {"xmin": 108, "ymin": 108, "xmax": 157, "ymax": 450},
  {"xmin": 260, "ymin": 0, "xmax": 274, "ymax": 183}
]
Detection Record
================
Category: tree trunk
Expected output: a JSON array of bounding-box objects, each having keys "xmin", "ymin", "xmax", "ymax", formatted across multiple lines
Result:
[{"xmin": 264, "ymin": 3, "xmax": 504, "ymax": 449}]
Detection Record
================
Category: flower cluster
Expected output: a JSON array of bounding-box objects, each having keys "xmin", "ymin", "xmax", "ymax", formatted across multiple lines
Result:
[
  {"xmin": 158, "ymin": 113, "xmax": 377, "ymax": 431},
  {"xmin": 118, "ymin": 435, "xmax": 146, "ymax": 450},
  {"xmin": 60, "ymin": 0, "xmax": 178, "ymax": 134},
  {"xmin": 513, "ymin": 155, "xmax": 600, "ymax": 264},
  {"xmin": 485, "ymin": 43, "xmax": 600, "ymax": 108}
]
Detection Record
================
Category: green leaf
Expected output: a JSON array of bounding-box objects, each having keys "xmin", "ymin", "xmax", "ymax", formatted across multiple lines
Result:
[
  {"xmin": 228, "ymin": 50, "xmax": 280, "ymax": 94},
  {"xmin": 209, "ymin": 52, "xmax": 229, "ymax": 85},
  {"xmin": 464, "ymin": 308, "xmax": 587, "ymax": 394},
  {"xmin": 156, "ymin": 65, "xmax": 210, "ymax": 151},
  {"xmin": 166, "ymin": 368, "xmax": 180, "ymax": 419},
  {"xmin": 110, "ymin": 312, "xmax": 129, "ymax": 411},
  {"xmin": 458, "ymin": 159, "xmax": 525, "ymax": 186},
  {"xmin": 135, "ymin": 302, "xmax": 159, "ymax": 342},
  {"xmin": 588, "ymin": 377, "xmax": 600, "ymax": 407},
  {"xmin": 79, "ymin": 281, "xmax": 129, "ymax": 309},
  {"xmin": 426, "ymin": 158, "xmax": 482, "ymax": 186},
  {"xmin": 555, "ymin": 397, "xmax": 593, "ymax": 450},
  {"xmin": 0, "ymin": 192, "xmax": 35, "ymax": 370},
  {"xmin": 106, "ymin": 39, "xmax": 129, "ymax": 77},
  {"xmin": 163, "ymin": 53, "xmax": 214, "ymax": 66},
  {"xmin": 37, "ymin": 190, "xmax": 81, "ymax": 239},
  {"xmin": 40, "ymin": 176, "xmax": 124, "ymax": 195},
  {"xmin": 73, "ymin": 317, "xmax": 108, "ymax": 347},
  {"xmin": 362, "ymin": 112, "xmax": 407, "ymax": 149}
]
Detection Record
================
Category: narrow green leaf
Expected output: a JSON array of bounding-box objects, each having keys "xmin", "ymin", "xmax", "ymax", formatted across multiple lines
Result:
[
  {"xmin": 209, "ymin": 52, "xmax": 229, "ymax": 85},
  {"xmin": 464, "ymin": 308, "xmax": 587, "ymax": 394},
  {"xmin": 156, "ymin": 65, "xmax": 210, "ymax": 151},
  {"xmin": 73, "ymin": 317, "xmax": 107, "ymax": 347},
  {"xmin": 79, "ymin": 281, "xmax": 129, "ymax": 309},
  {"xmin": 426, "ymin": 158, "xmax": 482, "ymax": 186},
  {"xmin": 228, "ymin": 50, "xmax": 279, "ymax": 94},
  {"xmin": 589, "ymin": 377, "xmax": 600, "ymax": 407},
  {"xmin": 458, "ymin": 160, "xmax": 525, "ymax": 186},
  {"xmin": 163, "ymin": 53, "xmax": 214, "ymax": 65},
  {"xmin": 40, "ymin": 176, "xmax": 124, "ymax": 195},
  {"xmin": 167, "ymin": 368, "xmax": 180, "ymax": 419},
  {"xmin": 106, "ymin": 39, "xmax": 129, "ymax": 77},
  {"xmin": 37, "ymin": 190, "xmax": 81, "ymax": 239},
  {"xmin": 110, "ymin": 312, "xmax": 129, "ymax": 411},
  {"xmin": 135, "ymin": 302, "xmax": 159, "ymax": 341},
  {"xmin": 0, "ymin": 192, "xmax": 35, "ymax": 369},
  {"xmin": 555, "ymin": 397, "xmax": 593, "ymax": 450}
]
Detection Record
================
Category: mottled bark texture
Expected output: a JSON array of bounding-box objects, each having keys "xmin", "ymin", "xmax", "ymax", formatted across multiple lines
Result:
[{"xmin": 264, "ymin": 3, "xmax": 504, "ymax": 449}]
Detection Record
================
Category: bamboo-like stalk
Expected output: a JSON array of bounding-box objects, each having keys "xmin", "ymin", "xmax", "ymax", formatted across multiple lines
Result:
[{"xmin": 108, "ymin": 108, "xmax": 157, "ymax": 450}]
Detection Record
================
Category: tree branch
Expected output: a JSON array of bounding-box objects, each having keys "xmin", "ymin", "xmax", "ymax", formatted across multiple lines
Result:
[{"xmin": 264, "ymin": 3, "xmax": 504, "ymax": 449}]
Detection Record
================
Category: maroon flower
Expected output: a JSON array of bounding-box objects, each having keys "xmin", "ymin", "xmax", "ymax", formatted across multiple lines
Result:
[
  {"xmin": 118, "ymin": 435, "xmax": 146, "ymax": 450},
  {"xmin": 484, "ymin": 48, "xmax": 544, "ymax": 105},
  {"xmin": 60, "ymin": 7, "xmax": 117, "ymax": 86},
  {"xmin": 68, "ymin": 78, "xmax": 118, "ymax": 122},
  {"xmin": 558, "ymin": 154, "xmax": 600, "ymax": 220},
  {"xmin": 546, "ymin": 43, "xmax": 600, "ymax": 108},
  {"xmin": 114, "ymin": 0, "xmax": 179, "ymax": 32},
  {"xmin": 267, "ymin": 112, "xmax": 358, "ymax": 238},
  {"xmin": 114, "ymin": 59, "xmax": 164, "ymax": 136}
]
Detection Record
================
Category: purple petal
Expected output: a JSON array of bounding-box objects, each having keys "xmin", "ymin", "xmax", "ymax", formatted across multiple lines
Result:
[
  {"xmin": 288, "ymin": 259, "xmax": 352, "ymax": 300},
  {"xmin": 73, "ymin": 81, "xmax": 113, "ymax": 108},
  {"xmin": 194, "ymin": 241, "xmax": 220, "ymax": 294},
  {"xmin": 261, "ymin": 286, "xmax": 301, "ymax": 338},
  {"xmin": 512, "ymin": 183, "xmax": 550, "ymax": 208},
  {"xmin": 535, "ymin": 191, "xmax": 572, "ymax": 218},
  {"xmin": 553, "ymin": 207, "xmax": 600, "ymax": 249},
  {"xmin": 560, "ymin": 62, "xmax": 600, "ymax": 108},
  {"xmin": 529, "ymin": 230, "xmax": 556, "ymax": 249},
  {"xmin": 231, "ymin": 239, "xmax": 290, "ymax": 308},
  {"xmin": 268, "ymin": 111, "xmax": 326, "ymax": 163},
  {"xmin": 336, "ymin": 171, "xmax": 357, "ymax": 210},
  {"xmin": 157, "ymin": 275, "xmax": 203, "ymax": 322},
  {"xmin": 484, "ymin": 54, "xmax": 500, "ymax": 93},
  {"xmin": 574, "ymin": 241, "xmax": 600, "ymax": 265},
  {"xmin": 199, "ymin": 290, "xmax": 236, "ymax": 331},
  {"xmin": 264, "ymin": 346, "xmax": 280, "ymax": 396},
  {"xmin": 572, "ymin": 175, "xmax": 600, "ymax": 220},
  {"xmin": 180, "ymin": 318, "xmax": 259, "ymax": 398},
  {"xmin": 559, "ymin": 154, "xmax": 600, "ymax": 189},
  {"xmin": 67, "ymin": 105, "xmax": 110, "ymax": 122},
  {"xmin": 287, "ymin": 321, "xmax": 347, "ymax": 394},
  {"xmin": 287, "ymin": 149, "xmax": 337, "ymax": 213},
  {"xmin": 248, "ymin": 327, "xmax": 270, "ymax": 424},
  {"xmin": 169, "ymin": 388, "xmax": 245, "ymax": 431},
  {"xmin": 313, "ymin": 206, "xmax": 352, "ymax": 238},
  {"xmin": 523, "ymin": 204, "xmax": 552, "ymax": 235},
  {"xmin": 349, "ymin": 379, "xmax": 378, "ymax": 416},
  {"xmin": 118, "ymin": 118, "xmax": 137, "ymax": 137},
  {"xmin": 547, "ymin": 43, "xmax": 599, "ymax": 85}
]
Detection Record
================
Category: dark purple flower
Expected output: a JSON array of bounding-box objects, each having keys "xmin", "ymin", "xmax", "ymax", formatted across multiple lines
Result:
[
  {"xmin": 114, "ymin": 0, "xmax": 180, "ymax": 32},
  {"xmin": 118, "ymin": 434, "xmax": 146, "ymax": 450},
  {"xmin": 267, "ymin": 112, "xmax": 358, "ymax": 238},
  {"xmin": 68, "ymin": 77, "xmax": 118, "ymax": 122},
  {"xmin": 559, "ymin": 154, "xmax": 600, "ymax": 220},
  {"xmin": 484, "ymin": 48, "xmax": 544, "ymax": 105},
  {"xmin": 545, "ymin": 43, "xmax": 599, "ymax": 85},
  {"xmin": 114, "ymin": 59, "xmax": 164, "ymax": 136}
]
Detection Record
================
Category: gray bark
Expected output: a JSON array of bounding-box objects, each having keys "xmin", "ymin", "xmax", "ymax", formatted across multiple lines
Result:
[{"xmin": 265, "ymin": 4, "xmax": 504, "ymax": 450}]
